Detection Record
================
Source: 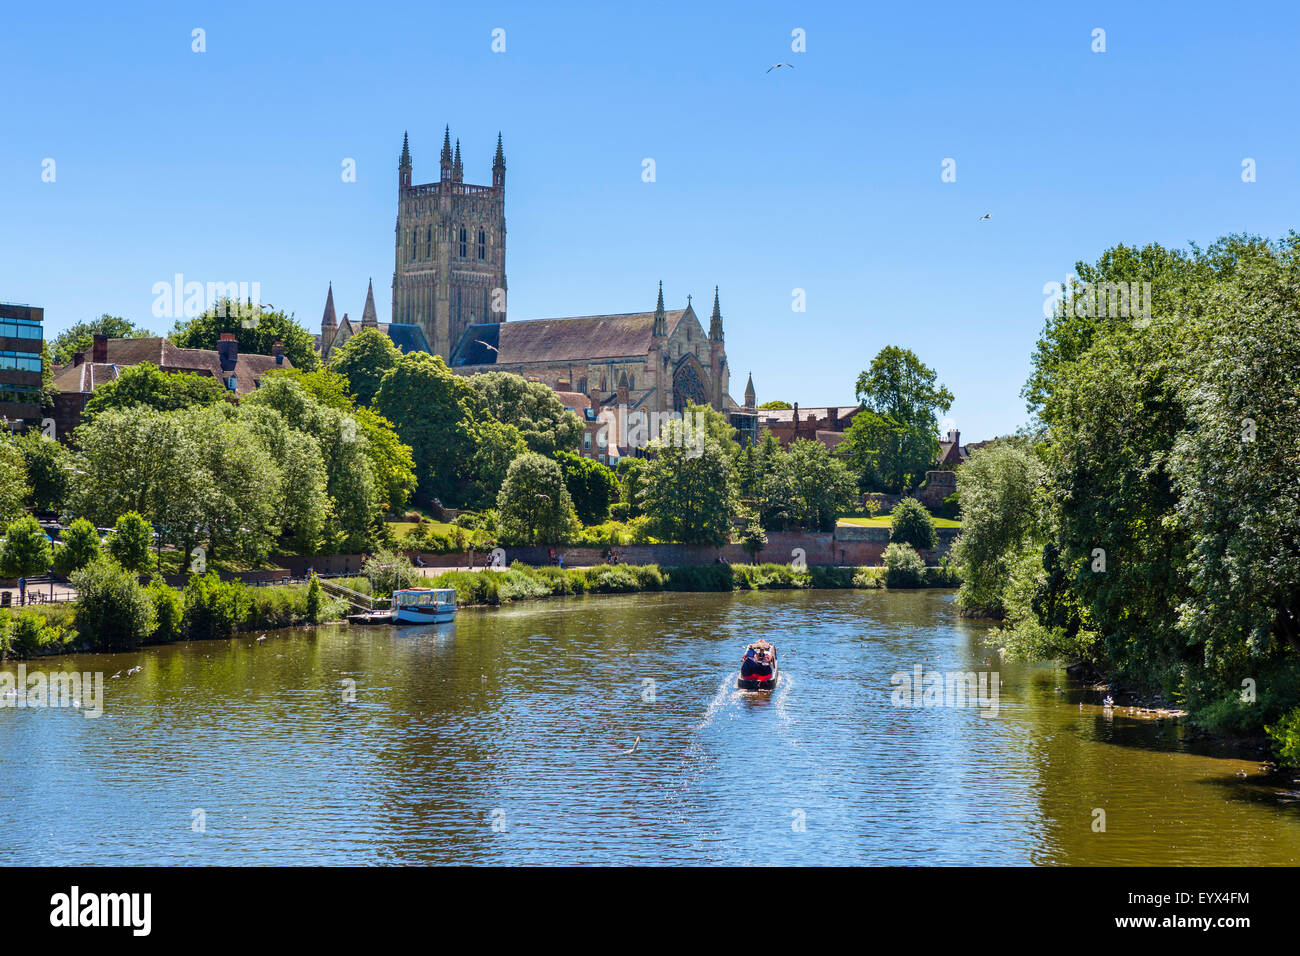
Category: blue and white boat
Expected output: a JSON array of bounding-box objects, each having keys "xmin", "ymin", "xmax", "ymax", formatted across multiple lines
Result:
[{"xmin": 392, "ymin": 587, "xmax": 457, "ymax": 624}]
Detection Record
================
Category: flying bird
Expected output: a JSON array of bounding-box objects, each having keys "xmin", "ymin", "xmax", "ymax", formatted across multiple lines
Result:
[
  {"xmin": 622, "ymin": 735, "xmax": 642, "ymax": 755},
  {"xmin": 766, "ymin": 62, "xmax": 794, "ymax": 73},
  {"xmin": 978, "ymin": 213, "xmax": 991, "ymax": 221},
  {"xmin": 474, "ymin": 339, "xmax": 499, "ymax": 353}
]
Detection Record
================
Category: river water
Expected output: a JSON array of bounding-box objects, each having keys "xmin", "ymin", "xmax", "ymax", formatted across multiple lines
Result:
[{"xmin": 2, "ymin": 589, "xmax": 1297, "ymax": 865}]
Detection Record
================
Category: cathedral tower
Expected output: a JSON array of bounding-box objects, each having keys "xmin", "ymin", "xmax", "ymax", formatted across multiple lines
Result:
[{"xmin": 393, "ymin": 127, "xmax": 507, "ymax": 358}]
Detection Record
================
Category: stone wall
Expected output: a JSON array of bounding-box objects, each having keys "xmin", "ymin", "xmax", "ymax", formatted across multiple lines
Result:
[{"xmin": 265, "ymin": 525, "xmax": 959, "ymax": 576}]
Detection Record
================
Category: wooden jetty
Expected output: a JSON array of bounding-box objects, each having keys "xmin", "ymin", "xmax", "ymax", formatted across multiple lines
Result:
[{"xmin": 346, "ymin": 609, "xmax": 395, "ymax": 625}]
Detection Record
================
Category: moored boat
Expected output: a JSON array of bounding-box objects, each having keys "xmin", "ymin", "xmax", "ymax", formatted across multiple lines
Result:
[
  {"xmin": 737, "ymin": 639, "xmax": 778, "ymax": 690},
  {"xmin": 392, "ymin": 587, "xmax": 457, "ymax": 624}
]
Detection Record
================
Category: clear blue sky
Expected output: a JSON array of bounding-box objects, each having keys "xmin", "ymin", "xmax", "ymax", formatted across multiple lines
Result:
[{"xmin": 3, "ymin": 1, "xmax": 1297, "ymax": 440}]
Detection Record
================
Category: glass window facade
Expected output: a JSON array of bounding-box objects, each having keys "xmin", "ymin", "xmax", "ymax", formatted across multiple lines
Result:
[
  {"xmin": 0, "ymin": 319, "xmax": 42, "ymax": 340},
  {"xmin": 0, "ymin": 350, "xmax": 42, "ymax": 372}
]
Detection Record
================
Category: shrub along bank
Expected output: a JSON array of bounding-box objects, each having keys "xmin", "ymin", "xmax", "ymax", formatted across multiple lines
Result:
[{"xmin": 1, "ymin": 551, "xmax": 960, "ymax": 660}]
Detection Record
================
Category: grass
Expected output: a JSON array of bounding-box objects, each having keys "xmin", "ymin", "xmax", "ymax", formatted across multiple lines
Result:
[
  {"xmin": 838, "ymin": 516, "xmax": 962, "ymax": 529},
  {"xmin": 385, "ymin": 518, "xmax": 460, "ymax": 539}
]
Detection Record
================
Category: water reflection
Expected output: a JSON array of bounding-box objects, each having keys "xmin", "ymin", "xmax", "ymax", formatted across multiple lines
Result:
[{"xmin": 1, "ymin": 589, "xmax": 1296, "ymax": 865}]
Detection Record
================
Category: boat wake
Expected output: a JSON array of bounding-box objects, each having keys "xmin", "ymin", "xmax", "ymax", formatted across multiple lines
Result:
[{"xmin": 695, "ymin": 675, "xmax": 741, "ymax": 731}]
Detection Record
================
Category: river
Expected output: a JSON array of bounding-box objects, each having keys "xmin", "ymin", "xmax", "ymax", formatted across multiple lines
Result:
[{"xmin": 2, "ymin": 589, "xmax": 1297, "ymax": 865}]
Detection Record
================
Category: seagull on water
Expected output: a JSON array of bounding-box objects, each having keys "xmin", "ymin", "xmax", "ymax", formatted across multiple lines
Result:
[{"xmin": 622, "ymin": 735, "xmax": 642, "ymax": 755}]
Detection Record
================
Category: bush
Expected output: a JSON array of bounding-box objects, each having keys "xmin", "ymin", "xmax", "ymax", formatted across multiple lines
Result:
[
  {"xmin": 305, "ymin": 575, "xmax": 323, "ymax": 622},
  {"xmin": 664, "ymin": 563, "xmax": 736, "ymax": 591},
  {"xmin": 0, "ymin": 605, "xmax": 77, "ymax": 660},
  {"xmin": 569, "ymin": 520, "xmax": 633, "ymax": 548},
  {"xmin": 244, "ymin": 585, "xmax": 310, "ymax": 631},
  {"xmin": 889, "ymin": 498, "xmax": 937, "ymax": 551},
  {"xmin": 146, "ymin": 579, "xmax": 184, "ymax": 644},
  {"xmin": 53, "ymin": 517, "xmax": 101, "ymax": 577},
  {"xmin": 70, "ymin": 556, "xmax": 157, "ymax": 651},
  {"xmin": 852, "ymin": 565, "xmax": 886, "ymax": 588},
  {"xmin": 106, "ymin": 511, "xmax": 154, "ymax": 573},
  {"xmin": 883, "ymin": 542, "xmax": 925, "ymax": 588},
  {"xmin": 1267, "ymin": 707, "xmax": 1300, "ymax": 768},
  {"xmin": 182, "ymin": 572, "xmax": 251, "ymax": 641},
  {"xmin": 584, "ymin": 565, "xmax": 643, "ymax": 593},
  {"xmin": 923, "ymin": 556, "xmax": 962, "ymax": 587},
  {"xmin": 362, "ymin": 549, "xmax": 418, "ymax": 596},
  {"xmin": 1, "ymin": 514, "xmax": 53, "ymax": 578}
]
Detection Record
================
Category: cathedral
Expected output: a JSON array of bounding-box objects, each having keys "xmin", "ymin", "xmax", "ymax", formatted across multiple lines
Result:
[{"xmin": 318, "ymin": 127, "xmax": 756, "ymax": 439}]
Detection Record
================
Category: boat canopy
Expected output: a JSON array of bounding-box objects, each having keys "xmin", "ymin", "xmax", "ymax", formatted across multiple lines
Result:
[{"xmin": 393, "ymin": 588, "xmax": 457, "ymax": 606}]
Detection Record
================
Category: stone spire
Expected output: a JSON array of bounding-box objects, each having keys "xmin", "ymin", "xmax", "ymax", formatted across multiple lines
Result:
[
  {"xmin": 744, "ymin": 372, "xmax": 756, "ymax": 409},
  {"xmin": 709, "ymin": 286, "xmax": 724, "ymax": 342},
  {"xmin": 399, "ymin": 131, "xmax": 412, "ymax": 188},
  {"xmin": 440, "ymin": 125, "xmax": 453, "ymax": 181},
  {"xmin": 453, "ymin": 139, "xmax": 463, "ymax": 182},
  {"xmin": 361, "ymin": 278, "xmax": 379, "ymax": 328},
  {"xmin": 652, "ymin": 281, "xmax": 667, "ymax": 337},
  {"xmin": 492, "ymin": 132, "xmax": 505, "ymax": 189},
  {"xmin": 320, "ymin": 283, "xmax": 338, "ymax": 358}
]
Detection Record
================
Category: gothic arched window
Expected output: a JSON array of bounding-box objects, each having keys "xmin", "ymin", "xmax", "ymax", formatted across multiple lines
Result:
[
  {"xmin": 459, "ymin": 226, "xmax": 467, "ymax": 257},
  {"xmin": 426, "ymin": 227, "xmax": 432, "ymax": 257},
  {"xmin": 411, "ymin": 229, "xmax": 416, "ymax": 258},
  {"xmin": 478, "ymin": 229, "xmax": 486, "ymax": 260}
]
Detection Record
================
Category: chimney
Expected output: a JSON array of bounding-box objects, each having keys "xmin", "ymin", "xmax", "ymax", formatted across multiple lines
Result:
[
  {"xmin": 218, "ymin": 332, "xmax": 238, "ymax": 371},
  {"xmin": 273, "ymin": 341, "xmax": 285, "ymax": 365},
  {"xmin": 948, "ymin": 428, "xmax": 960, "ymax": 445},
  {"xmin": 92, "ymin": 334, "xmax": 108, "ymax": 364}
]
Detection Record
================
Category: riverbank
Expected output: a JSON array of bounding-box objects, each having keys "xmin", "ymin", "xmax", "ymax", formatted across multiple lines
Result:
[{"xmin": 0, "ymin": 561, "xmax": 960, "ymax": 660}]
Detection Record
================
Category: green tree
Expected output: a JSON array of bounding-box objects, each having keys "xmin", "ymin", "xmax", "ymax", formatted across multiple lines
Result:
[
  {"xmin": 243, "ymin": 376, "xmax": 378, "ymax": 551},
  {"xmin": 556, "ymin": 451, "xmax": 619, "ymax": 525},
  {"xmin": 496, "ymin": 452, "xmax": 576, "ymax": 545},
  {"xmin": 170, "ymin": 299, "xmax": 320, "ymax": 370},
  {"xmin": 757, "ymin": 400, "xmax": 792, "ymax": 410},
  {"xmin": 464, "ymin": 418, "xmax": 527, "ymax": 508},
  {"xmin": 0, "ymin": 437, "xmax": 30, "ymax": 525},
  {"xmin": 81, "ymin": 362, "xmax": 226, "ymax": 424},
  {"xmin": 740, "ymin": 512, "xmax": 768, "ymax": 563},
  {"xmin": 107, "ymin": 511, "xmax": 154, "ymax": 573},
  {"xmin": 840, "ymin": 347, "xmax": 954, "ymax": 494},
  {"xmin": 374, "ymin": 352, "xmax": 476, "ymax": 504},
  {"xmin": 466, "ymin": 372, "xmax": 582, "ymax": 456},
  {"xmin": 951, "ymin": 440, "xmax": 1045, "ymax": 616},
  {"xmin": 0, "ymin": 514, "xmax": 52, "ymax": 577},
  {"xmin": 70, "ymin": 556, "xmax": 157, "ymax": 650},
  {"xmin": 269, "ymin": 368, "xmax": 416, "ymax": 514},
  {"xmin": 53, "ymin": 517, "xmax": 102, "ymax": 577},
  {"xmin": 616, "ymin": 457, "xmax": 650, "ymax": 518},
  {"xmin": 328, "ymin": 328, "xmax": 402, "ymax": 406},
  {"xmin": 785, "ymin": 439, "xmax": 858, "ymax": 531},
  {"xmin": 889, "ymin": 497, "xmax": 937, "ymax": 551},
  {"xmin": 51, "ymin": 314, "xmax": 149, "ymax": 365},
  {"xmin": 14, "ymin": 430, "xmax": 71, "ymax": 513},
  {"xmin": 1010, "ymin": 233, "xmax": 1300, "ymax": 739},
  {"xmin": 639, "ymin": 421, "xmax": 736, "ymax": 546},
  {"xmin": 69, "ymin": 407, "xmax": 210, "ymax": 561}
]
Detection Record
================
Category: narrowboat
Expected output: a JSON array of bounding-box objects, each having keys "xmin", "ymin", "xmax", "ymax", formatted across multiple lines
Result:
[{"xmin": 737, "ymin": 639, "xmax": 779, "ymax": 690}]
